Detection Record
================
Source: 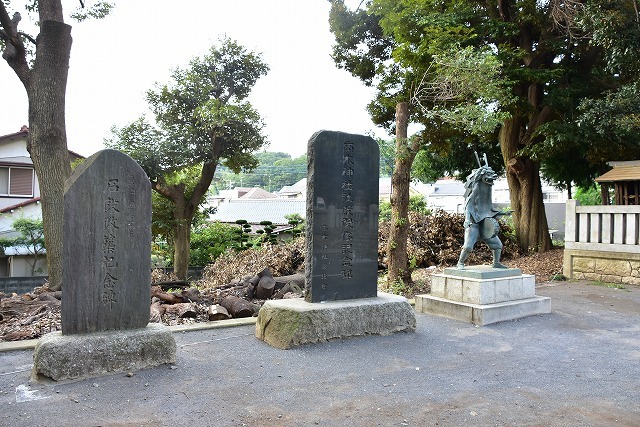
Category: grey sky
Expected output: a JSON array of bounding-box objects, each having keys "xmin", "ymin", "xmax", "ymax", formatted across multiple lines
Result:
[{"xmin": 1, "ymin": 0, "xmax": 389, "ymax": 158}]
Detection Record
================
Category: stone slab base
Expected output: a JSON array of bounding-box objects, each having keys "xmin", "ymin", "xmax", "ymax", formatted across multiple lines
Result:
[
  {"xmin": 431, "ymin": 271, "xmax": 536, "ymax": 305},
  {"xmin": 255, "ymin": 292, "xmax": 416, "ymax": 349},
  {"xmin": 415, "ymin": 294, "xmax": 551, "ymax": 326},
  {"xmin": 32, "ymin": 323, "xmax": 176, "ymax": 382},
  {"xmin": 443, "ymin": 266, "xmax": 522, "ymax": 280}
]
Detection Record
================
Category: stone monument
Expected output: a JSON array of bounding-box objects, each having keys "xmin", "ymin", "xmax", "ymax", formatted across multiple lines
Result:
[
  {"xmin": 256, "ymin": 131, "xmax": 415, "ymax": 349},
  {"xmin": 415, "ymin": 153, "xmax": 550, "ymax": 325},
  {"xmin": 33, "ymin": 150, "xmax": 176, "ymax": 381}
]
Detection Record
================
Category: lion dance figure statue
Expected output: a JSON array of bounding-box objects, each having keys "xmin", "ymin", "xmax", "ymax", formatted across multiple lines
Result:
[{"xmin": 457, "ymin": 153, "xmax": 509, "ymax": 269}]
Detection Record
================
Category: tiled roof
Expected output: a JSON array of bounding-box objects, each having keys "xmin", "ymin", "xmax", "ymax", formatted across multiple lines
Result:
[
  {"xmin": 0, "ymin": 197, "xmax": 41, "ymax": 213},
  {"xmin": 211, "ymin": 199, "xmax": 306, "ymax": 225},
  {"xmin": 239, "ymin": 187, "xmax": 277, "ymax": 199}
]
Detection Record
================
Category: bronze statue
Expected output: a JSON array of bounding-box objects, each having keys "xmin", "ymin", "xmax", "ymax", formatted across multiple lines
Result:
[{"xmin": 457, "ymin": 153, "xmax": 509, "ymax": 269}]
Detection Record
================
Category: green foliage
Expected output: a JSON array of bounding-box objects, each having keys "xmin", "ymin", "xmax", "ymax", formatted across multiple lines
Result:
[
  {"xmin": 377, "ymin": 138, "xmax": 395, "ymax": 177},
  {"xmin": 412, "ymin": 46, "xmax": 513, "ymax": 136},
  {"xmin": 330, "ymin": 0, "xmax": 640, "ymax": 203},
  {"xmin": 70, "ymin": 1, "xmax": 114, "ymax": 22},
  {"xmin": 106, "ymin": 37, "xmax": 269, "ymax": 179},
  {"xmin": 106, "ymin": 37, "xmax": 269, "ymax": 276},
  {"xmin": 575, "ymin": 185, "xmax": 603, "ymax": 206},
  {"xmin": 213, "ymin": 152, "xmax": 306, "ymax": 193},
  {"xmin": 529, "ymin": 80, "xmax": 640, "ymax": 190},
  {"xmin": 379, "ymin": 195, "xmax": 429, "ymax": 221},
  {"xmin": 232, "ymin": 219, "xmax": 254, "ymax": 251},
  {"xmin": 255, "ymin": 221, "xmax": 278, "ymax": 246},
  {"xmin": 0, "ymin": 217, "xmax": 45, "ymax": 251},
  {"xmin": 151, "ymin": 165, "xmax": 211, "ymax": 241},
  {"xmin": 0, "ymin": 217, "xmax": 45, "ymax": 275},
  {"xmin": 189, "ymin": 222, "xmax": 238, "ymax": 266},
  {"xmin": 283, "ymin": 214, "xmax": 305, "ymax": 239}
]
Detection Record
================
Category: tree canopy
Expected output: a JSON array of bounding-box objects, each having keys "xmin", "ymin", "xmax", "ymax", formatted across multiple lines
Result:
[
  {"xmin": 107, "ymin": 37, "xmax": 269, "ymax": 279},
  {"xmin": 213, "ymin": 152, "xmax": 307, "ymax": 193},
  {"xmin": 329, "ymin": 0, "xmax": 640, "ymax": 251}
]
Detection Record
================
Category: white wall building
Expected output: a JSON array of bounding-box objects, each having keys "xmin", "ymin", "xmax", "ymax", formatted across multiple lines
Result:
[{"xmin": 0, "ymin": 127, "xmax": 83, "ymax": 277}]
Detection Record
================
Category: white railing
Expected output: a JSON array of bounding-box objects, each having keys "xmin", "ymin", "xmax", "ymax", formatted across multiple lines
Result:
[{"xmin": 564, "ymin": 199, "xmax": 640, "ymax": 254}]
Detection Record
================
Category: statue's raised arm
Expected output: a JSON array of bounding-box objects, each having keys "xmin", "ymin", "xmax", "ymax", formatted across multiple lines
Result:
[{"xmin": 457, "ymin": 153, "xmax": 509, "ymax": 269}]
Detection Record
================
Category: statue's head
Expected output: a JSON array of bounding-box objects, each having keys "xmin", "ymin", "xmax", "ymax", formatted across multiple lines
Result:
[{"xmin": 468, "ymin": 152, "xmax": 498, "ymax": 186}]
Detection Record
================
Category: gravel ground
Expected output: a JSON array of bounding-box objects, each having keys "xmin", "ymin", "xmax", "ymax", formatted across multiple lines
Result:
[{"xmin": 1, "ymin": 280, "xmax": 639, "ymax": 427}]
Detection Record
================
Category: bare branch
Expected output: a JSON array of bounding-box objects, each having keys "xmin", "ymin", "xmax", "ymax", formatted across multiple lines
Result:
[
  {"xmin": 549, "ymin": 0, "xmax": 589, "ymax": 40},
  {"xmin": 18, "ymin": 31, "xmax": 37, "ymax": 45},
  {"xmin": 0, "ymin": 6, "xmax": 31, "ymax": 85}
]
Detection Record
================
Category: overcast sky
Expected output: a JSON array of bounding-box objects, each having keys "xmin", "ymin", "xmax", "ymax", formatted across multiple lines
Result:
[{"xmin": 1, "ymin": 0, "xmax": 390, "ymax": 158}]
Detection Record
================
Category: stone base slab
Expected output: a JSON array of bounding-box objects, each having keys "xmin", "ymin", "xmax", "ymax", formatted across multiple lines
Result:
[
  {"xmin": 255, "ymin": 292, "xmax": 416, "ymax": 349},
  {"xmin": 415, "ymin": 294, "xmax": 551, "ymax": 326},
  {"xmin": 32, "ymin": 323, "xmax": 176, "ymax": 382},
  {"xmin": 431, "ymin": 271, "xmax": 535, "ymax": 305},
  {"xmin": 443, "ymin": 266, "xmax": 523, "ymax": 280}
]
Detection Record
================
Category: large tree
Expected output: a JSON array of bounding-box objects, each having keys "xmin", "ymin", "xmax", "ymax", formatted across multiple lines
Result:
[
  {"xmin": 0, "ymin": 1, "xmax": 112, "ymax": 290},
  {"xmin": 330, "ymin": 0, "xmax": 640, "ymax": 253},
  {"xmin": 107, "ymin": 38, "xmax": 269, "ymax": 279},
  {"xmin": 329, "ymin": 1, "xmax": 505, "ymax": 287}
]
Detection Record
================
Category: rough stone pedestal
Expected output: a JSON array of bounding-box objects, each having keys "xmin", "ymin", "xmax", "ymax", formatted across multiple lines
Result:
[
  {"xmin": 32, "ymin": 324, "xmax": 176, "ymax": 382},
  {"xmin": 415, "ymin": 266, "xmax": 550, "ymax": 326},
  {"xmin": 256, "ymin": 292, "xmax": 416, "ymax": 349}
]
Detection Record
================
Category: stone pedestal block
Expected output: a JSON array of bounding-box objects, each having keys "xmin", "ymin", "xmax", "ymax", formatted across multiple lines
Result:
[
  {"xmin": 32, "ymin": 324, "xmax": 176, "ymax": 382},
  {"xmin": 255, "ymin": 292, "xmax": 415, "ymax": 349},
  {"xmin": 416, "ymin": 267, "xmax": 550, "ymax": 326}
]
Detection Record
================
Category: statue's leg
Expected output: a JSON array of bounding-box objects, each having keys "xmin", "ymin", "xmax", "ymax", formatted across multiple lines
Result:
[
  {"xmin": 487, "ymin": 237, "xmax": 507, "ymax": 268},
  {"xmin": 457, "ymin": 224, "xmax": 479, "ymax": 269}
]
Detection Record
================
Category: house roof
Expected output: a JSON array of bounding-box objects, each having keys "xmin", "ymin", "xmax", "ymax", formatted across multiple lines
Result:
[
  {"xmin": 0, "ymin": 126, "xmax": 86, "ymax": 160},
  {"xmin": 239, "ymin": 187, "xmax": 277, "ymax": 199},
  {"xmin": 0, "ymin": 197, "xmax": 41, "ymax": 214},
  {"xmin": 210, "ymin": 199, "xmax": 306, "ymax": 225},
  {"xmin": 431, "ymin": 181, "xmax": 466, "ymax": 195},
  {"xmin": 277, "ymin": 178, "xmax": 307, "ymax": 195},
  {"xmin": 595, "ymin": 163, "xmax": 640, "ymax": 183},
  {"xmin": 0, "ymin": 126, "xmax": 29, "ymax": 143}
]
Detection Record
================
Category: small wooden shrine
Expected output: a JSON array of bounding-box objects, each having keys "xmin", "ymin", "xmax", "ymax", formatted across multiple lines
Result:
[{"xmin": 595, "ymin": 161, "xmax": 640, "ymax": 205}]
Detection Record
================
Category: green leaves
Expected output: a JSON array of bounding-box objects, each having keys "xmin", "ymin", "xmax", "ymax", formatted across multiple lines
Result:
[
  {"xmin": 107, "ymin": 37, "xmax": 269, "ymax": 177},
  {"xmin": 0, "ymin": 217, "xmax": 45, "ymax": 253}
]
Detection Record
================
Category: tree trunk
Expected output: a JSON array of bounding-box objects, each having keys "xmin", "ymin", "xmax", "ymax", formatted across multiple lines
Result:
[
  {"xmin": 172, "ymin": 213, "xmax": 191, "ymax": 280},
  {"xmin": 26, "ymin": 19, "xmax": 73, "ymax": 291},
  {"xmin": 499, "ymin": 117, "xmax": 552, "ymax": 252},
  {"xmin": 386, "ymin": 102, "xmax": 420, "ymax": 287},
  {"xmin": 155, "ymin": 161, "xmax": 218, "ymax": 281}
]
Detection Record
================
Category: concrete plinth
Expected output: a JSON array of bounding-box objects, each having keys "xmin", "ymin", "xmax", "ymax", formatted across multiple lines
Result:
[
  {"xmin": 255, "ymin": 292, "xmax": 416, "ymax": 349},
  {"xmin": 32, "ymin": 323, "xmax": 176, "ymax": 382},
  {"xmin": 416, "ymin": 266, "xmax": 550, "ymax": 326}
]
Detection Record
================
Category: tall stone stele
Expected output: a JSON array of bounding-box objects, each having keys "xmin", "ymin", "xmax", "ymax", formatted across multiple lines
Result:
[
  {"xmin": 255, "ymin": 131, "xmax": 416, "ymax": 350},
  {"xmin": 62, "ymin": 149, "xmax": 151, "ymax": 333},
  {"xmin": 33, "ymin": 150, "xmax": 176, "ymax": 382},
  {"xmin": 305, "ymin": 130, "xmax": 380, "ymax": 302}
]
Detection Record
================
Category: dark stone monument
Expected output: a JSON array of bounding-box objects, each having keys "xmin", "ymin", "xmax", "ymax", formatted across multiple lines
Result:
[
  {"xmin": 33, "ymin": 150, "xmax": 175, "ymax": 381},
  {"xmin": 255, "ymin": 131, "xmax": 415, "ymax": 349},
  {"xmin": 62, "ymin": 149, "xmax": 151, "ymax": 334},
  {"xmin": 305, "ymin": 130, "xmax": 379, "ymax": 302}
]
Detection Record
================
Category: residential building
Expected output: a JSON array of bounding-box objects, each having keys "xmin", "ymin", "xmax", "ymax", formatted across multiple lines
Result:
[{"xmin": 0, "ymin": 127, "xmax": 83, "ymax": 277}]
